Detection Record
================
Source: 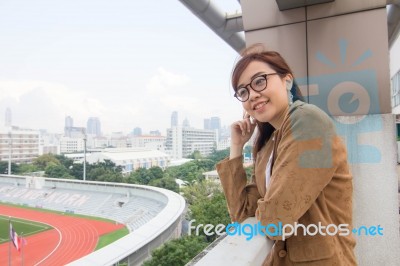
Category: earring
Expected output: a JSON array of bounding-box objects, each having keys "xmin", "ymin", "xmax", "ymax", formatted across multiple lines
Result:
[{"xmin": 286, "ymin": 80, "xmax": 293, "ymax": 105}]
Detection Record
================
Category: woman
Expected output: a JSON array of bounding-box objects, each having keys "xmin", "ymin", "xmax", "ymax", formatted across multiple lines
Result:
[{"xmin": 216, "ymin": 44, "xmax": 356, "ymax": 265}]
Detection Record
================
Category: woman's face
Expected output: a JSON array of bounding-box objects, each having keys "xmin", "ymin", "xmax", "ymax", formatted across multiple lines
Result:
[{"xmin": 237, "ymin": 60, "xmax": 289, "ymax": 125}]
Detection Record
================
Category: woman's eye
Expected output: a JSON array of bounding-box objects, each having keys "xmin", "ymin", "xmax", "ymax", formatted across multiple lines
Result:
[
  {"xmin": 237, "ymin": 88, "xmax": 247, "ymax": 96},
  {"xmin": 253, "ymin": 77, "xmax": 266, "ymax": 87}
]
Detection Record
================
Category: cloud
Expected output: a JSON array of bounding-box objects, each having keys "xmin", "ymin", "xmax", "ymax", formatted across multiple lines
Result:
[
  {"xmin": 146, "ymin": 67, "xmax": 190, "ymax": 95},
  {"xmin": 0, "ymin": 79, "xmax": 108, "ymax": 132}
]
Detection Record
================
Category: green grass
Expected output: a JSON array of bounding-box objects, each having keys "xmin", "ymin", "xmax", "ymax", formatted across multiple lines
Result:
[
  {"xmin": 95, "ymin": 227, "xmax": 130, "ymax": 250},
  {"xmin": 0, "ymin": 215, "xmax": 52, "ymax": 244}
]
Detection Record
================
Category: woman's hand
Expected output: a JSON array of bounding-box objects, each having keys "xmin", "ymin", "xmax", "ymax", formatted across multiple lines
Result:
[{"xmin": 230, "ymin": 113, "xmax": 256, "ymax": 159}]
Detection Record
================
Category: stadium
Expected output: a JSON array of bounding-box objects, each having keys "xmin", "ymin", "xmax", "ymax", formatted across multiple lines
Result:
[{"xmin": 0, "ymin": 174, "xmax": 186, "ymax": 265}]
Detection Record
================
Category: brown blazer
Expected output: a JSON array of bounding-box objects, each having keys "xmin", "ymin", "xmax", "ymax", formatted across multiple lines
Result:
[{"xmin": 216, "ymin": 101, "xmax": 357, "ymax": 265}]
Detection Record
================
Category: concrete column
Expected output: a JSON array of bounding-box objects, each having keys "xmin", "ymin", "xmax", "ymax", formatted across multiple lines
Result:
[{"xmin": 241, "ymin": 0, "xmax": 400, "ymax": 264}]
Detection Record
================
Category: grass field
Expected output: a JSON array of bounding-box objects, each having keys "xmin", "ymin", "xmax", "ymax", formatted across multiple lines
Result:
[
  {"xmin": 95, "ymin": 227, "xmax": 129, "ymax": 250},
  {"xmin": 0, "ymin": 215, "xmax": 52, "ymax": 244}
]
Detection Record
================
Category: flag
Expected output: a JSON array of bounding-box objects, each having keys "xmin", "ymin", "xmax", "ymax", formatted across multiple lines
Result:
[
  {"xmin": 20, "ymin": 236, "xmax": 27, "ymax": 247},
  {"xmin": 9, "ymin": 223, "xmax": 20, "ymax": 251}
]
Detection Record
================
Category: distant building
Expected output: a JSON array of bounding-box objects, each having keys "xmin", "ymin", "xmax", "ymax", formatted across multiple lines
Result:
[
  {"xmin": 85, "ymin": 148, "xmax": 171, "ymax": 174},
  {"xmin": 204, "ymin": 116, "xmax": 221, "ymax": 140},
  {"xmin": 149, "ymin": 130, "xmax": 161, "ymax": 136},
  {"xmin": 60, "ymin": 137, "xmax": 85, "ymax": 153},
  {"xmin": 217, "ymin": 137, "xmax": 230, "ymax": 151},
  {"xmin": 182, "ymin": 118, "xmax": 190, "ymax": 127},
  {"xmin": 166, "ymin": 126, "xmax": 216, "ymax": 159},
  {"xmin": 87, "ymin": 117, "xmax": 101, "ymax": 136},
  {"xmin": 39, "ymin": 131, "xmax": 61, "ymax": 155},
  {"xmin": 64, "ymin": 116, "xmax": 85, "ymax": 138},
  {"xmin": 129, "ymin": 135, "xmax": 166, "ymax": 151},
  {"xmin": 5, "ymin": 108, "xmax": 11, "ymax": 127},
  {"xmin": 65, "ymin": 116, "xmax": 73, "ymax": 128},
  {"xmin": 171, "ymin": 111, "xmax": 178, "ymax": 127},
  {"xmin": 202, "ymin": 170, "xmax": 220, "ymax": 183},
  {"xmin": 133, "ymin": 127, "xmax": 142, "ymax": 136},
  {"xmin": 0, "ymin": 126, "xmax": 40, "ymax": 163}
]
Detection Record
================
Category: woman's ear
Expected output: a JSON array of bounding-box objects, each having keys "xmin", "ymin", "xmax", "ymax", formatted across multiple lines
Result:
[{"xmin": 286, "ymin": 79, "xmax": 293, "ymax": 91}]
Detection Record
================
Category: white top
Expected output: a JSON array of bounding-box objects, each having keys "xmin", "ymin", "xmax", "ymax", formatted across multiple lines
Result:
[{"xmin": 265, "ymin": 151, "xmax": 273, "ymax": 190}]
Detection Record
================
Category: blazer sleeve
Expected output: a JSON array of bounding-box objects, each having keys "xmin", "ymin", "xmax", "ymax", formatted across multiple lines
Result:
[
  {"xmin": 257, "ymin": 105, "xmax": 340, "ymax": 240},
  {"xmin": 216, "ymin": 156, "xmax": 261, "ymax": 223}
]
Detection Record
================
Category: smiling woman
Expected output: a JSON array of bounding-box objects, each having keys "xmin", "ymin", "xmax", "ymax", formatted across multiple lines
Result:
[{"xmin": 216, "ymin": 44, "xmax": 357, "ymax": 266}]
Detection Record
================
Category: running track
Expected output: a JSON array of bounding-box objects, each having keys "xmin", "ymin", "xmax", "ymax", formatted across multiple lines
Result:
[{"xmin": 0, "ymin": 205, "xmax": 125, "ymax": 266}]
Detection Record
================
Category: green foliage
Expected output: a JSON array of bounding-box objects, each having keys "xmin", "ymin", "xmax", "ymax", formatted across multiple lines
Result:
[
  {"xmin": 206, "ymin": 148, "xmax": 229, "ymax": 164},
  {"xmin": 245, "ymin": 166, "xmax": 254, "ymax": 181},
  {"xmin": 45, "ymin": 163, "xmax": 74, "ymax": 179},
  {"xmin": 164, "ymin": 160, "xmax": 214, "ymax": 183},
  {"xmin": 0, "ymin": 161, "xmax": 19, "ymax": 174},
  {"xmin": 33, "ymin": 154, "xmax": 61, "ymax": 170},
  {"xmin": 188, "ymin": 150, "xmax": 203, "ymax": 159},
  {"xmin": 182, "ymin": 181, "xmax": 230, "ymax": 241},
  {"xmin": 150, "ymin": 177, "xmax": 179, "ymax": 192},
  {"xmin": 15, "ymin": 163, "xmax": 38, "ymax": 174},
  {"xmin": 142, "ymin": 235, "xmax": 208, "ymax": 266}
]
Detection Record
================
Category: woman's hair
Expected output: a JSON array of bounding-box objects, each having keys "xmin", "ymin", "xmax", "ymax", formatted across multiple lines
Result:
[{"xmin": 231, "ymin": 44, "xmax": 304, "ymax": 162}]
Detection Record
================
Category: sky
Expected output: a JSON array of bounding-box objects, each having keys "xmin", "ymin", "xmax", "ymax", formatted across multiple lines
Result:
[{"xmin": 0, "ymin": 0, "xmax": 244, "ymax": 135}]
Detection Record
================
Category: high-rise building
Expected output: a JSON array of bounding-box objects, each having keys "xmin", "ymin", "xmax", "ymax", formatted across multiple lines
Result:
[
  {"xmin": 133, "ymin": 127, "xmax": 142, "ymax": 136},
  {"xmin": 171, "ymin": 111, "xmax": 178, "ymax": 127},
  {"xmin": 182, "ymin": 118, "xmax": 190, "ymax": 128},
  {"xmin": 210, "ymin": 117, "xmax": 221, "ymax": 131},
  {"xmin": 204, "ymin": 118, "xmax": 211, "ymax": 130},
  {"xmin": 204, "ymin": 116, "xmax": 221, "ymax": 140},
  {"xmin": 87, "ymin": 117, "xmax": 101, "ymax": 136},
  {"xmin": 166, "ymin": 126, "xmax": 216, "ymax": 159},
  {"xmin": 5, "ymin": 108, "xmax": 11, "ymax": 127},
  {"xmin": 65, "ymin": 116, "xmax": 73, "ymax": 128},
  {"xmin": 64, "ymin": 116, "xmax": 74, "ymax": 137}
]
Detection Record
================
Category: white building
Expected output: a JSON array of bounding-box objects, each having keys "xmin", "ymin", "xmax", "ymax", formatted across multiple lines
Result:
[
  {"xmin": 85, "ymin": 148, "xmax": 171, "ymax": 174},
  {"xmin": 39, "ymin": 131, "xmax": 61, "ymax": 155},
  {"xmin": 128, "ymin": 135, "xmax": 166, "ymax": 151},
  {"xmin": 60, "ymin": 137, "xmax": 85, "ymax": 154},
  {"xmin": 0, "ymin": 126, "xmax": 40, "ymax": 163},
  {"xmin": 166, "ymin": 126, "xmax": 216, "ymax": 159}
]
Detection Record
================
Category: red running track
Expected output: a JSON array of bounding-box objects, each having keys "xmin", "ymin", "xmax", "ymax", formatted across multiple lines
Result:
[{"xmin": 0, "ymin": 205, "xmax": 125, "ymax": 266}]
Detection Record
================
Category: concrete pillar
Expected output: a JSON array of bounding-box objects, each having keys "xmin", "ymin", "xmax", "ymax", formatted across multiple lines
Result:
[{"xmin": 241, "ymin": 0, "xmax": 400, "ymax": 264}]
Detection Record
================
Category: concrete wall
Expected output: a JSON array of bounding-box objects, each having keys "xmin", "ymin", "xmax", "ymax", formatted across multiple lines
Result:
[{"xmin": 240, "ymin": 0, "xmax": 400, "ymax": 264}]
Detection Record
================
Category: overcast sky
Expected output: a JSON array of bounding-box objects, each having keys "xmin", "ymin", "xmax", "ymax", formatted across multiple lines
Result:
[{"xmin": 0, "ymin": 0, "xmax": 244, "ymax": 135}]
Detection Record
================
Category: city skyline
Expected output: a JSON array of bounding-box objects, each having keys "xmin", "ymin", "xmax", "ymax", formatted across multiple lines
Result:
[{"xmin": 0, "ymin": 1, "xmax": 243, "ymax": 135}]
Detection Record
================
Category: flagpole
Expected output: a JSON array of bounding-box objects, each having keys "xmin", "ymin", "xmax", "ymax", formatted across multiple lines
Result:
[
  {"xmin": 21, "ymin": 232, "xmax": 24, "ymax": 266},
  {"xmin": 8, "ymin": 217, "xmax": 11, "ymax": 266}
]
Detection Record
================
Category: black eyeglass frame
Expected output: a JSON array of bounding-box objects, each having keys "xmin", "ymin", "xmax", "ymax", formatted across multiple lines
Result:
[{"xmin": 234, "ymin": 73, "xmax": 281, "ymax": 102}]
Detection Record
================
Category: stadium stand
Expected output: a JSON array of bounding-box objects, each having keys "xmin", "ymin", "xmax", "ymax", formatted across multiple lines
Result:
[{"xmin": 0, "ymin": 174, "xmax": 186, "ymax": 265}]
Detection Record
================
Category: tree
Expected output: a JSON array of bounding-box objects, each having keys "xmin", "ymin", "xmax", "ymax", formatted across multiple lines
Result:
[
  {"xmin": 0, "ymin": 161, "xmax": 19, "ymax": 174},
  {"xmin": 150, "ymin": 177, "xmax": 179, "ymax": 192},
  {"xmin": 33, "ymin": 154, "xmax": 61, "ymax": 170},
  {"xmin": 15, "ymin": 163, "xmax": 38, "ymax": 174},
  {"xmin": 206, "ymin": 148, "xmax": 230, "ymax": 165},
  {"xmin": 45, "ymin": 163, "xmax": 73, "ymax": 179},
  {"xmin": 142, "ymin": 235, "xmax": 208, "ymax": 266},
  {"xmin": 188, "ymin": 150, "xmax": 202, "ymax": 160},
  {"xmin": 182, "ymin": 181, "xmax": 230, "ymax": 242}
]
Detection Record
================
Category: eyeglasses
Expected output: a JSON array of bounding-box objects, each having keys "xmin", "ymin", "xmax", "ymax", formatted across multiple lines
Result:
[{"xmin": 234, "ymin": 73, "xmax": 280, "ymax": 102}]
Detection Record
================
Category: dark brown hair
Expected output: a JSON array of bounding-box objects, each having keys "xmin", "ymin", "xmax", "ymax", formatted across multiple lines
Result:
[{"xmin": 231, "ymin": 44, "xmax": 304, "ymax": 162}]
